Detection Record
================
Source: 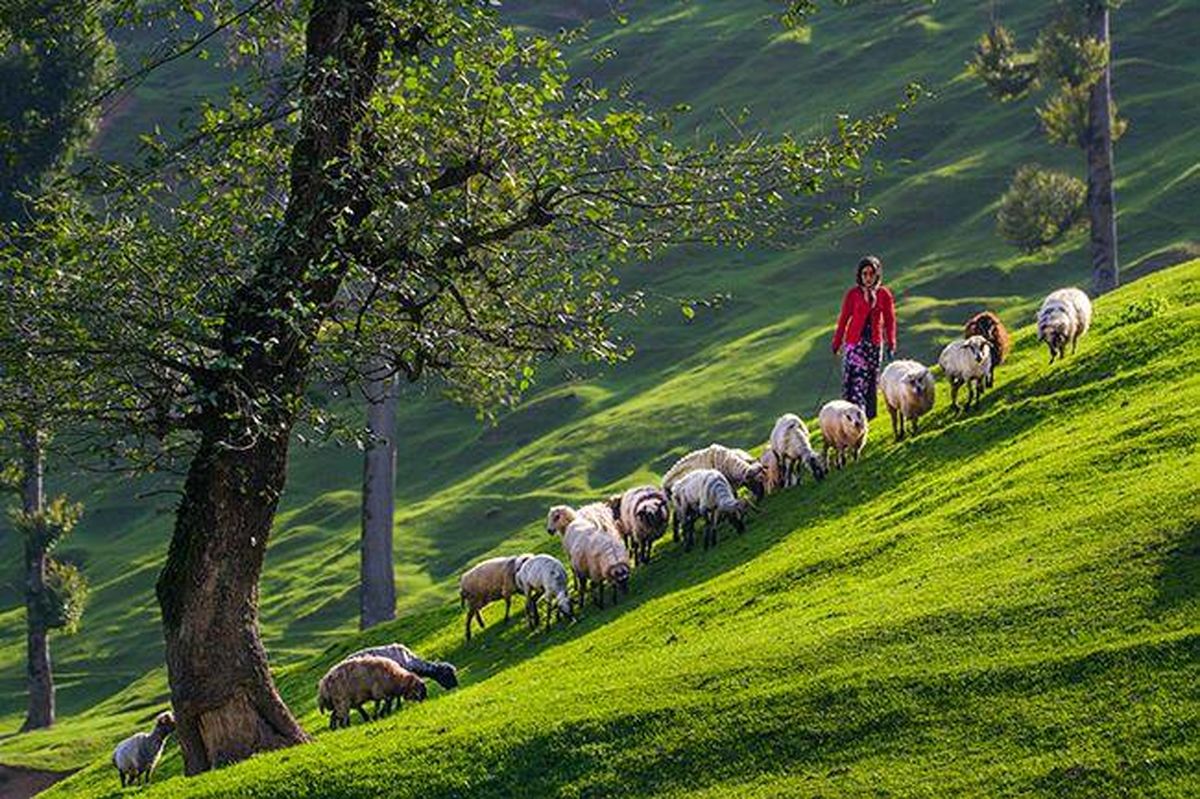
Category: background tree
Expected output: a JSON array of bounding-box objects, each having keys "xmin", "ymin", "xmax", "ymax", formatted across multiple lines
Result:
[
  {"xmin": 24, "ymin": 0, "xmax": 911, "ymax": 772},
  {"xmin": 0, "ymin": 0, "xmax": 112, "ymax": 731},
  {"xmin": 972, "ymin": 0, "xmax": 1126, "ymax": 292}
]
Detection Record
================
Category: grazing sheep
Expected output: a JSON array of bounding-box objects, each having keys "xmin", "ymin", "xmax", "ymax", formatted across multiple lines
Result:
[
  {"xmin": 112, "ymin": 711, "xmax": 175, "ymax": 787},
  {"xmin": 879, "ymin": 360, "xmax": 936, "ymax": 441},
  {"xmin": 768, "ymin": 414, "xmax": 827, "ymax": 487},
  {"xmin": 514, "ymin": 553, "xmax": 576, "ymax": 631},
  {"xmin": 670, "ymin": 468, "xmax": 749, "ymax": 551},
  {"xmin": 611, "ymin": 485, "xmax": 671, "ymax": 565},
  {"xmin": 662, "ymin": 444, "xmax": 767, "ymax": 507},
  {"xmin": 760, "ymin": 448, "xmax": 785, "ymax": 495},
  {"xmin": 938, "ymin": 335, "xmax": 992, "ymax": 411},
  {"xmin": 317, "ymin": 655, "xmax": 426, "ymax": 729},
  {"xmin": 1037, "ymin": 287, "xmax": 1093, "ymax": 362},
  {"xmin": 964, "ymin": 311, "xmax": 1010, "ymax": 387},
  {"xmin": 818, "ymin": 400, "xmax": 869, "ymax": 469},
  {"xmin": 459, "ymin": 554, "xmax": 533, "ymax": 641},
  {"xmin": 346, "ymin": 643, "xmax": 458, "ymax": 690},
  {"xmin": 548, "ymin": 511, "xmax": 631, "ymax": 609}
]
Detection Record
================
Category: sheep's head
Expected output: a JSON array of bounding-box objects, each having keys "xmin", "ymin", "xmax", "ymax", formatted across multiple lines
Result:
[
  {"xmin": 906, "ymin": 368, "xmax": 933, "ymax": 399},
  {"xmin": 843, "ymin": 405, "xmax": 867, "ymax": 433},
  {"xmin": 405, "ymin": 677, "xmax": 428, "ymax": 702},
  {"xmin": 727, "ymin": 500, "xmax": 749, "ymax": 534},
  {"xmin": 806, "ymin": 451, "xmax": 827, "ymax": 481},
  {"xmin": 546, "ymin": 505, "xmax": 573, "ymax": 535},
  {"xmin": 744, "ymin": 463, "xmax": 766, "ymax": 501},
  {"xmin": 430, "ymin": 662, "xmax": 459, "ymax": 690},
  {"xmin": 556, "ymin": 592, "xmax": 576, "ymax": 623},
  {"xmin": 964, "ymin": 335, "xmax": 990, "ymax": 365},
  {"xmin": 638, "ymin": 499, "xmax": 669, "ymax": 534},
  {"xmin": 154, "ymin": 711, "xmax": 176, "ymax": 736},
  {"xmin": 609, "ymin": 563, "xmax": 631, "ymax": 594}
]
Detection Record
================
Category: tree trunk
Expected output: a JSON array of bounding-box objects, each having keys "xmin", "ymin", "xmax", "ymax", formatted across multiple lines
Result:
[
  {"xmin": 360, "ymin": 363, "xmax": 398, "ymax": 630},
  {"xmin": 20, "ymin": 430, "xmax": 53, "ymax": 732},
  {"xmin": 154, "ymin": 0, "xmax": 386, "ymax": 774},
  {"xmin": 1086, "ymin": 2, "xmax": 1119, "ymax": 294}
]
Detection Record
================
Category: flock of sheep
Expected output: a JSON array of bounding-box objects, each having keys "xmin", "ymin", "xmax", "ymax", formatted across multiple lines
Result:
[{"xmin": 110, "ymin": 286, "xmax": 1093, "ymax": 785}]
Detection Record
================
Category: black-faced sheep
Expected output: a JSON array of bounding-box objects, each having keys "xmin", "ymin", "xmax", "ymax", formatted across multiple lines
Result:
[
  {"xmin": 547, "ymin": 510, "xmax": 631, "ymax": 609},
  {"xmin": 818, "ymin": 400, "xmax": 868, "ymax": 469},
  {"xmin": 346, "ymin": 643, "xmax": 458, "ymax": 690},
  {"xmin": 661, "ymin": 443, "xmax": 766, "ymax": 504},
  {"xmin": 964, "ymin": 311, "xmax": 1010, "ymax": 387},
  {"xmin": 514, "ymin": 553, "xmax": 576, "ymax": 631},
  {"xmin": 1037, "ymin": 287, "xmax": 1092, "ymax": 362},
  {"xmin": 768, "ymin": 413, "xmax": 827, "ymax": 487},
  {"xmin": 669, "ymin": 468, "xmax": 749, "ymax": 551},
  {"xmin": 938, "ymin": 335, "xmax": 991, "ymax": 411},
  {"xmin": 112, "ymin": 710, "xmax": 175, "ymax": 787},
  {"xmin": 317, "ymin": 655, "xmax": 426, "ymax": 729},
  {"xmin": 459, "ymin": 554, "xmax": 533, "ymax": 641},
  {"xmin": 879, "ymin": 360, "xmax": 936, "ymax": 441},
  {"xmin": 610, "ymin": 485, "xmax": 670, "ymax": 565}
]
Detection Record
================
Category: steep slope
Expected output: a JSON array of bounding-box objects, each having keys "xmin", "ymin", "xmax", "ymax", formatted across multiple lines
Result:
[
  {"xmin": 45, "ymin": 258, "xmax": 1200, "ymax": 797},
  {"xmin": 1, "ymin": 0, "xmax": 1198, "ymax": 773}
]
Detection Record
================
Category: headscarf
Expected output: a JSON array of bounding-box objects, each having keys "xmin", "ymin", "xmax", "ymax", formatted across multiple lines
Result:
[{"xmin": 855, "ymin": 255, "xmax": 883, "ymax": 307}]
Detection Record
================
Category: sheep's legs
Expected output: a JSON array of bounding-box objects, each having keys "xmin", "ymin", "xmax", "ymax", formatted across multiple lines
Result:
[
  {"xmin": 949, "ymin": 381, "xmax": 960, "ymax": 411},
  {"xmin": 356, "ymin": 706, "xmax": 371, "ymax": 724},
  {"xmin": 503, "ymin": 596, "xmax": 511, "ymax": 623}
]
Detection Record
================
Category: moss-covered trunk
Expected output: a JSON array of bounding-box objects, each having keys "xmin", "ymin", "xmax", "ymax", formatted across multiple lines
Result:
[{"xmin": 20, "ymin": 429, "xmax": 53, "ymax": 732}]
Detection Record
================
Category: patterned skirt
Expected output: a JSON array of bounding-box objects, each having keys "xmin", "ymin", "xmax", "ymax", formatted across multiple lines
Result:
[{"xmin": 842, "ymin": 339, "xmax": 882, "ymax": 419}]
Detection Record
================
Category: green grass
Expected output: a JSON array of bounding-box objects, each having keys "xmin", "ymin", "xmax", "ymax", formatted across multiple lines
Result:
[
  {"xmin": 40, "ymin": 256, "xmax": 1200, "ymax": 797},
  {"xmin": 1, "ymin": 0, "xmax": 1199, "ymax": 788}
]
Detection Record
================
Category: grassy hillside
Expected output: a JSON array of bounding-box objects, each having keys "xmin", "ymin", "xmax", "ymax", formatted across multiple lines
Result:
[
  {"xmin": 2, "ymin": 0, "xmax": 1198, "ymax": 778},
  {"xmin": 43, "ymin": 256, "xmax": 1200, "ymax": 797}
]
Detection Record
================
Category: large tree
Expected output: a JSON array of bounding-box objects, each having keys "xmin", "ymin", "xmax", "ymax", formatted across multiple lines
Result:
[
  {"xmin": 23, "ymin": 0, "xmax": 910, "ymax": 772},
  {"xmin": 972, "ymin": 0, "xmax": 1126, "ymax": 292},
  {"xmin": 0, "ymin": 0, "xmax": 111, "ymax": 731}
]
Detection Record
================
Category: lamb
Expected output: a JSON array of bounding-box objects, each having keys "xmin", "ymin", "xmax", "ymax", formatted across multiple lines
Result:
[
  {"xmin": 669, "ymin": 468, "xmax": 749, "ymax": 551},
  {"xmin": 938, "ymin": 335, "xmax": 992, "ymax": 411},
  {"xmin": 112, "ymin": 710, "xmax": 175, "ymax": 787},
  {"xmin": 963, "ymin": 311, "xmax": 1010, "ymax": 387},
  {"xmin": 346, "ymin": 643, "xmax": 458, "ymax": 690},
  {"xmin": 514, "ymin": 553, "xmax": 576, "ymax": 631},
  {"xmin": 609, "ymin": 485, "xmax": 670, "ymax": 565},
  {"xmin": 459, "ymin": 553, "xmax": 533, "ymax": 641},
  {"xmin": 879, "ymin": 360, "xmax": 936, "ymax": 441},
  {"xmin": 547, "ymin": 509, "xmax": 631, "ymax": 608},
  {"xmin": 317, "ymin": 655, "xmax": 426, "ymax": 729},
  {"xmin": 818, "ymin": 400, "xmax": 868, "ymax": 469},
  {"xmin": 1037, "ymin": 287, "xmax": 1093, "ymax": 362},
  {"xmin": 768, "ymin": 414, "xmax": 827, "ymax": 487},
  {"xmin": 661, "ymin": 443, "xmax": 767, "ymax": 503}
]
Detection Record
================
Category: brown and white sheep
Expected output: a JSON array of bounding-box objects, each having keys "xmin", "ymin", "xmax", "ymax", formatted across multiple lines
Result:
[
  {"xmin": 548, "ymin": 512, "xmax": 631, "ymax": 609},
  {"xmin": 1037, "ymin": 287, "xmax": 1092, "ymax": 362},
  {"xmin": 609, "ymin": 485, "xmax": 670, "ymax": 565},
  {"xmin": 317, "ymin": 655, "xmax": 427, "ymax": 729},
  {"xmin": 669, "ymin": 468, "xmax": 749, "ymax": 551},
  {"xmin": 964, "ymin": 311, "xmax": 1010, "ymax": 387},
  {"xmin": 459, "ymin": 554, "xmax": 533, "ymax": 641},
  {"xmin": 818, "ymin": 400, "xmax": 868, "ymax": 469},
  {"xmin": 879, "ymin": 360, "xmax": 936, "ymax": 441},
  {"xmin": 938, "ymin": 335, "xmax": 991, "ymax": 411}
]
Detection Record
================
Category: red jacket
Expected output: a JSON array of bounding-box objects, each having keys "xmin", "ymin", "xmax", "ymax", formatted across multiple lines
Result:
[{"xmin": 832, "ymin": 286, "xmax": 896, "ymax": 352}]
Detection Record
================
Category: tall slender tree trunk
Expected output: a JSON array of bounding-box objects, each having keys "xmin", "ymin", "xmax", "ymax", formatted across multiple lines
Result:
[
  {"xmin": 20, "ymin": 429, "xmax": 53, "ymax": 732},
  {"xmin": 1086, "ymin": 2, "xmax": 1119, "ymax": 294},
  {"xmin": 154, "ymin": 0, "xmax": 386, "ymax": 774},
  {"xmin": 360, "ymin": 363, "xmax": 398, "ymax": 630}
]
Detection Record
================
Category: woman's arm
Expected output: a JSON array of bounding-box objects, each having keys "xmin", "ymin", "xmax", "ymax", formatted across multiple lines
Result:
[
  {"xmin": 882, "ymin": 289, "xmax": 897, "ymax": 351},
  {"xmin": 831, "ymin": 288, "xmax": 854, "ymax": 352}
]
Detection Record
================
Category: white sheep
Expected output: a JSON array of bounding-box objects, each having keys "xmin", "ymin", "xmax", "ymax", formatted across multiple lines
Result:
[
  {"xmin": 1037, "ymin": 287, "xmax": 1093, "ymax": 362},
  {"xmin": 669, "ymin": 468, "xmax": 749, "ymax": 551},
  {"xmin": 938, "ymin": 335, "xmax": 992, "ymax": 411},
  {"xmin": 547, "ymin": 511, "xmax": 631, "ymax": 609},
  {"xmin": 610, "ymin": 485, "xmax": 670, "ymax": 565},
  {"xmin": 514, "ymin": 553, "xmax": 576, "ymax": 631},
  {"xmin": 879, "ymin": 360, "xmax": 936, "ymax": 440},
  {"xmin": 818, "ymin": 400, "xmax": 869, "ymax": 469},
  {"xmin": 769, "ymin": 413, "xmax": 827, "ymax": 487},
  {"xmin": 346, "ymin": 643, "xmax": 458, "ymax": 690},
  {"xmin": 661, "ymin": 443, "xmax": 767, "ymax": 514},
  {"xmin": 458, "ymin": 554, "xmax": 533, "ymax": 641},
  {"xmin": 112, "ymin": 710, "xmax": 175, "ymax": 787}
]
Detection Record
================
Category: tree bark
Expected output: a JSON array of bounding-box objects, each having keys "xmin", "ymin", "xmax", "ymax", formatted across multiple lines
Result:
[
  {"xmin": 20, "ymin": 429, "xmax": 53, "ymax": 732},
  {"xmin": 155, "ymin": 0, "xmax": 386, "ymax": 774},
  {"xmin": 360, "ymin": 362, "xmax": 398, "ymax": 630},
  {"xmin": 1086, "ymin": 2, "xmax": 1119, "ymax": 294}
]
